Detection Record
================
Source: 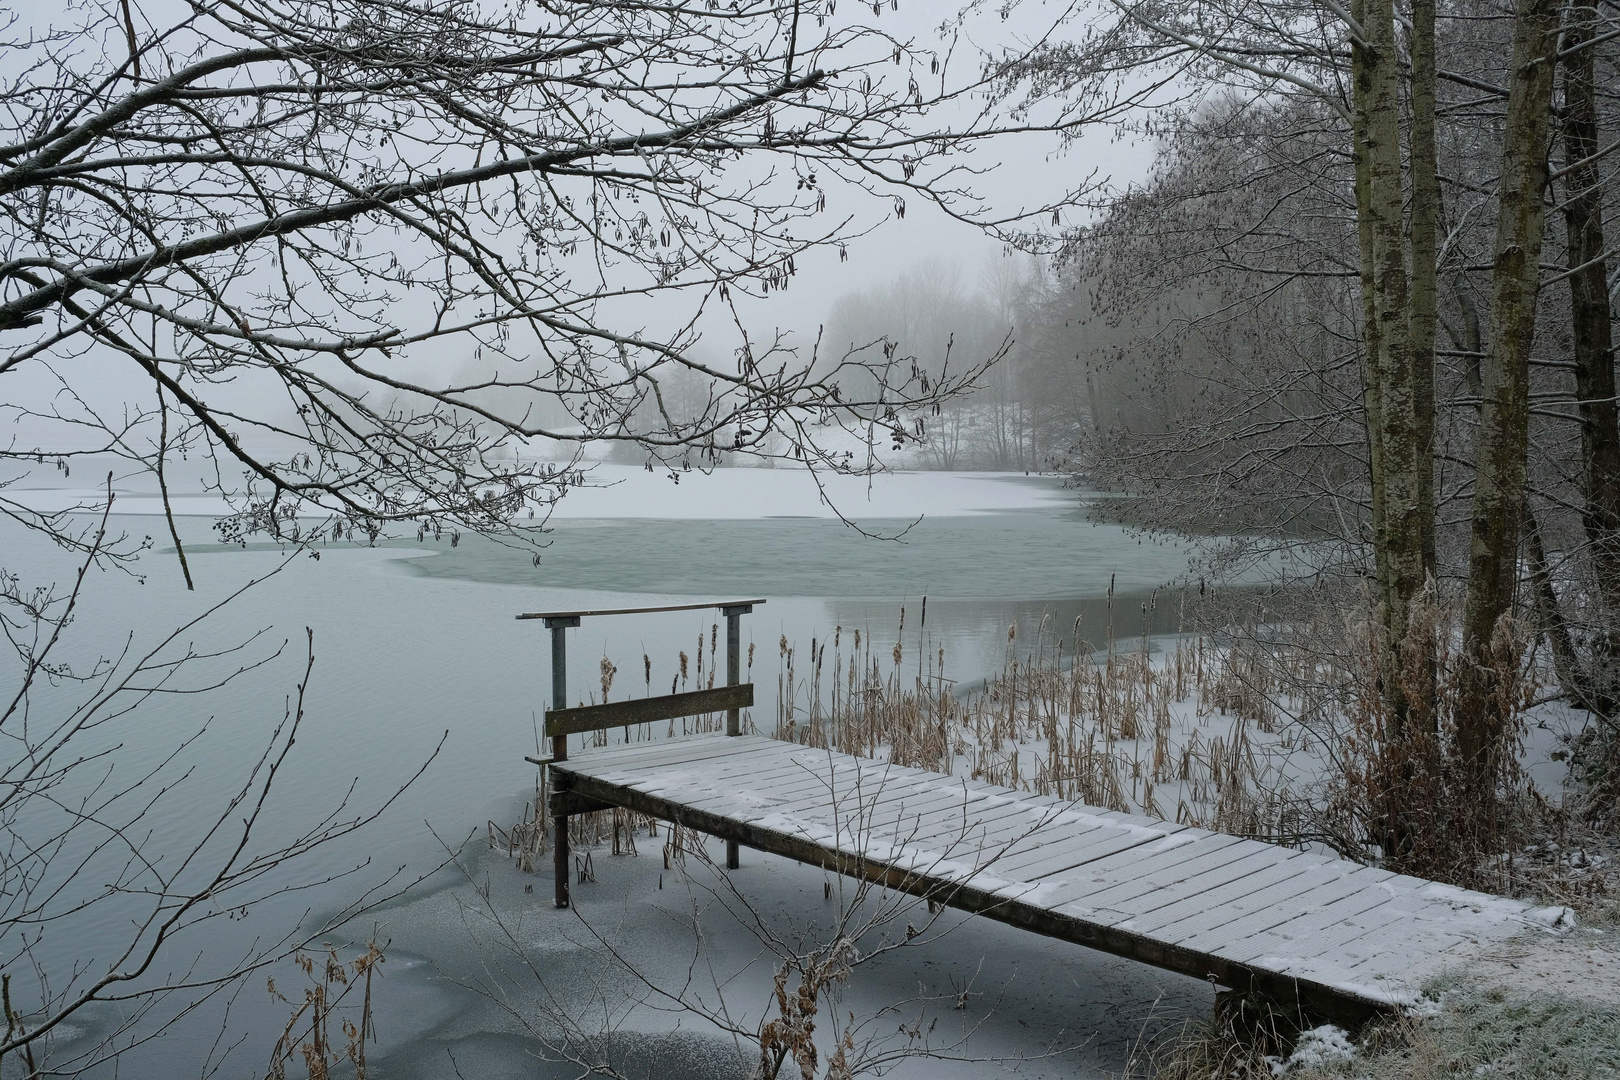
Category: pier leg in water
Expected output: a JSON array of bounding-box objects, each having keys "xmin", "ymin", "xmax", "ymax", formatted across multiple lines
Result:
[
  {"xmin": 547, "ymin": 616, "xmax": 579, "ymax": 907},
  {"xmin": 722, "ymin": 604, "xmax": 751, "ymax": 870}
]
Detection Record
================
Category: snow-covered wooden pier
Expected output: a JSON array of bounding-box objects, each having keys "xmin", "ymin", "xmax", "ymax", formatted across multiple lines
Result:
[{"xmin": 526, "ymin": 601, "xmax": 1571, "ymax": 1026}]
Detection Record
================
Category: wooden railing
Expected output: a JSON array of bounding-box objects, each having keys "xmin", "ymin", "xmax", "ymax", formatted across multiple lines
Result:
[
  {"xmin": 542, "ymin": 684, "xmax": 755, "ymax": 739},
  {"xmin": 517, "ymin": 598, "xmax": 764, "ymax": 906}
]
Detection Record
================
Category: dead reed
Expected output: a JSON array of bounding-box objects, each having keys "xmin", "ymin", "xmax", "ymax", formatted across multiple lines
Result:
[
  {"xmin": 264, "ymin": 941, "xmax": 384, "ymax": 1080},
  {"xmin": 771, "ymin": 610, "xmax": 1312, "ymax": 843},
  {"xmin": 492, "ymin": 768, "xmax": 665, "ymax": 875},
  {"xmin": 768, "ymin": 591, "xmax": 1591, "ymax": 898}
]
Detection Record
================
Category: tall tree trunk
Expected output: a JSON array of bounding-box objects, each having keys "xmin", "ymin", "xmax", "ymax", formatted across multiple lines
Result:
[
  {"xmin": 1406, "ymin": 0, "xmax": 1441, "ymax": 730},
  {"xmin": 1352, "ymin": 0, "xmax": 1389, "ymax": 614},
  {"xmin": 1409, "ymin": 0, "xmax": 1440, "ymax": 585},
  {"xmin": 1560, "ymin": 5, "xmax": 1620, "ymax": 707},
  {"xmin": 1358, "ymin": 0, "xmax": 1433, "ymax": 729},
  {"xmin": 1458, "ymin": 0, "xmax": 1562, "ymax": 774}
]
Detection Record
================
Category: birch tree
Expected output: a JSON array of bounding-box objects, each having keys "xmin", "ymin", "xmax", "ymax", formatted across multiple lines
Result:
[{"xmin": 1353, "ymin": 0, "xmax": 1440, "ymax": 735}]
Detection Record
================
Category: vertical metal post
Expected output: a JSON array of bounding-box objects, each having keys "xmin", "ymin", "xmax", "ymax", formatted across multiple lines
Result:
[
  {"xmin": 546, "ymin": 615, "xmax": 579, "ymax": 908},
  {"xmin": 721, "ymin": 603, "xmax": 751, "ymax": 870},
  {"xmin": 725, "ymin": 611, "xmax": 742, "ymax": 737}
]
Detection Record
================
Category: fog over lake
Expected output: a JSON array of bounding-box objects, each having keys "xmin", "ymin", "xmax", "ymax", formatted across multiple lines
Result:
[{"xmin": 6, "ymin": 463, "xmax": 1238, "ymax": 1078}]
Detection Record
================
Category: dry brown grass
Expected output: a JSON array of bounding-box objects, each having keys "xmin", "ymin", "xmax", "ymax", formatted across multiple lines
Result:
[
  {"xmin": 264, "ymin": 942, "xmax": 384, "ymax": 1080},
  {"xmin": 770, "ymin": 614, "xmax": 1312, "ymax": 842},
  {"xmin": 765, "ymin": 590, "xmax": 1615, "ymax": 905},
  {"xmin": 1217, "ymin": 589, "xmax": 1596, "ymax": 897}
]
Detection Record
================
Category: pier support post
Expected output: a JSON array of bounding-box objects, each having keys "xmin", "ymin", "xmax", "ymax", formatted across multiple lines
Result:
[
  {"xmin": 546, "ymin": 615, "xmax": 579, "ymax": 908},
  {"xmin": 721, "ymin": 603, "xmax": 751, "ymax": 870}
]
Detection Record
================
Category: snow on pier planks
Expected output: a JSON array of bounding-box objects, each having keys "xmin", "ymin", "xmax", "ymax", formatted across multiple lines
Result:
[{"xmin": 550, "ymin": 734, "xmax": 1573, "ymax": 1022}]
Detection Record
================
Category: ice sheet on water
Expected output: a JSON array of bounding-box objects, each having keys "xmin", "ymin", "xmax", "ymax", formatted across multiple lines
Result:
[{"xmin": 3, "ymin": 462, "xmax": 1070, "ymax": 520}]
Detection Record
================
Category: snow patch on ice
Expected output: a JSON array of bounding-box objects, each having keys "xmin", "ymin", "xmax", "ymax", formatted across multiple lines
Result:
[
  {"xmin": 542, "ymin": 465, "xmax": 1071, "ymax": 521},
  {"xmin": 2, "ymin": 465, "xmax": 1074, "ymax": 521}
]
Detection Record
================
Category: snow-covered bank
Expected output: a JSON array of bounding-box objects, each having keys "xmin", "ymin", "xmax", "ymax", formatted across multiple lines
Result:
[{"xmin": 761, "ymin": 625, "xmax": 1610, "ymax": 896}]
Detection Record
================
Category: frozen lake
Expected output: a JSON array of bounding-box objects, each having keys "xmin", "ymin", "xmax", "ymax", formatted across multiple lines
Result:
[{"xmin": 4, "ymin": 465, "xmax": 1228, "ymax": 1078}]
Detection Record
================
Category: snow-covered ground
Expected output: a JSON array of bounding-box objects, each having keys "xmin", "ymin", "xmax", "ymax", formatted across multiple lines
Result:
[{"xmin": 1461, "ymin": 925, "xmax": 1620, "ymax": 1009}]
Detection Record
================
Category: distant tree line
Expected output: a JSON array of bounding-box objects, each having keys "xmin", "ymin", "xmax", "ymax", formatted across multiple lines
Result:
[{"xmin": 817, "ymin": 260, "xmax": 1034, "ymax": 470}]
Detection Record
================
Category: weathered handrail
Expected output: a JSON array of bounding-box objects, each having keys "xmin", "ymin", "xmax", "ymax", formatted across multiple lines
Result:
[
  {"xmin": 522, "ymin": 596, "xmax": 760, "ymax": 906},
  {"xmin": 544, "ymin": 684, "xmax": 754, "ymax": 739},
  {"xmin": 516, "ymin": 598, "xmax": 765, "ymax": 621}
]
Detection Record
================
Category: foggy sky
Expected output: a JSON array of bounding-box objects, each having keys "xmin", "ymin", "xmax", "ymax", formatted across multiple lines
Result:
[{"xmin": 3, "ymin": 0, "xmax": 1160, "ymax": 456}]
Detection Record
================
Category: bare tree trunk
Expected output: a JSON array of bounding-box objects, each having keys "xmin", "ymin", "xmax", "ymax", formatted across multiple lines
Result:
[
  {"xmin": 1357, "ymin": 0, "xmax": 1433, "ymax": 729},
  {"xmin": 1458, "ymin": 0, "xmax": 1562, "ymax": 772},
  {"xmin": 1408, "ymin": 0, "xmax": 1440, "ymax": 588},
  {"xmin": 1560, "ymin": 5, "xmax": 1620, "ymax": 702},
  {"xmin": 1352, "ymin": 5, "xmax": 1389, "ymax": 610}
]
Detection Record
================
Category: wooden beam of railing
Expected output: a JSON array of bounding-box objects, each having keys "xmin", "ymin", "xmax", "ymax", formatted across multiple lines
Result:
[
  {"xmin": 544, "ymin": 683, "xmax": 754, "ymax": 739},
  {"xmin": 517, "ymin": 599, "xmax": 765, "ymax": 621}
]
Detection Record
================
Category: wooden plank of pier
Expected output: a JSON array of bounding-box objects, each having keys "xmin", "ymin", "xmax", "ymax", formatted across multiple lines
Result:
[{"xmin": 549, "ymin": 734, "xmax": 1572, "ymax": 1024}]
